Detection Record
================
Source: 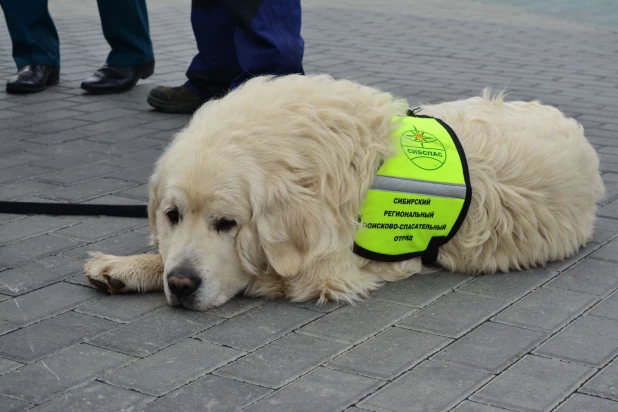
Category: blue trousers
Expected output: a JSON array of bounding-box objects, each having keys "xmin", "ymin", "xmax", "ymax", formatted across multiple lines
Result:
[
  {"xmin": 0, "ymin": 0, "xmax": 153, "ymax": 68},
  {"xmin": 186, "ymin": 0, "xmax": 304, "ymax": 98}
]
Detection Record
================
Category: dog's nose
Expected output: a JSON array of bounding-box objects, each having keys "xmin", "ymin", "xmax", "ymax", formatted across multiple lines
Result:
[{"xmin": 167, "ymin": 270, "xmax": 201, "ymax": 297}]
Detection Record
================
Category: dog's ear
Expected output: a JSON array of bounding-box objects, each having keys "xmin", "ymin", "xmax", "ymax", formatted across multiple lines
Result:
[{"xmin": 252, "ymin": 178, "xmax": 322, "ymax": 278}]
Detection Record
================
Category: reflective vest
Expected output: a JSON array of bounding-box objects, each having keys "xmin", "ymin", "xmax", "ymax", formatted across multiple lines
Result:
[{"xmin": 353, "ymin": 110, "xmax": 472, "ymax": 263}]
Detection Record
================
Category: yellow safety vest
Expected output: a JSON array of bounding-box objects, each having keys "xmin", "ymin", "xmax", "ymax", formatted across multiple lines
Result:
[{"xmin": 353, "ymin": 110, "xmax": 471, "ymax": 263}]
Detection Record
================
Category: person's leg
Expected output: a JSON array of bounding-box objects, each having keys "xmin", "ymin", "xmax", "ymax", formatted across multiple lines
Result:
[
  {"xmin": 226, "ymin": 0, "xmax": 304, "ymax": 89},
  {"xmin": 1, "ymin": 0, "xmax": 60, "ymax": 68},
  {"xmin": 97, "ymin": 0, "xmax": 154, "ymax": 66},
  {"xmin": 1, "ymin": 0, "xmax": 60, "ymax": 94},
  {"xmin": 148, "ymin": 0, "xmax": 239, "ymax": 113},
  {"xmin": 81, "ymin": 0, "xmax": 154, "ymax": 93},
  {"xmin": 185, "ymin": 0, "xmax": 240, "ymax": 98}
]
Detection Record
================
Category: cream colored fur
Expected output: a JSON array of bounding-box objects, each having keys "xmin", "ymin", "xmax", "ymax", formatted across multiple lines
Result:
[{"xmin": 85, "ymin": 74, "xmax": 605, "ymax": 310}]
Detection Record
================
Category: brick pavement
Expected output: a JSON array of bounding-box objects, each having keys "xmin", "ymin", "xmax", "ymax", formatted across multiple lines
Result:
[{"xmin": 0, "ymin": 0, "xmax": 617, "ymax": 410}]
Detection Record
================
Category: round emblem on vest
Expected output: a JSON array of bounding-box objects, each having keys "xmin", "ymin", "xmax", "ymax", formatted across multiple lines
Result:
[{"xmin": 400, "ymin": 127, "xmax": 447, "ymax": 170}]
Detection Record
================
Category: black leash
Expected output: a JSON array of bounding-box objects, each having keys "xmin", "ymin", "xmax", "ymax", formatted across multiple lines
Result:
[{"xmin": 0, "ymin": 201, "xmax": 148, "ymax": 218}]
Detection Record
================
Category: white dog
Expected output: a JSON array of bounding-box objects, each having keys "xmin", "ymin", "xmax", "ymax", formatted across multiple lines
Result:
[{"xmin": 85, "ymin": 74, "xmax": 605, "ymax": 311}]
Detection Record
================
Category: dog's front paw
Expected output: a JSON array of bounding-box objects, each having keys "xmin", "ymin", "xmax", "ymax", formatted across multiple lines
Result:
[{"xmin": 84, "ymin": 252, "xmax": 132, "ymax": 294}]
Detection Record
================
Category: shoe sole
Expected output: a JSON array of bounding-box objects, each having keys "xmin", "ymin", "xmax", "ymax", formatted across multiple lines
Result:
[
  {"xmin": 6, "ymin": 69, "xmax": 59, "ymax": 94},
  {"xmin": 146, "ymin": 94, "xmax": 204, "ymax": 114}
]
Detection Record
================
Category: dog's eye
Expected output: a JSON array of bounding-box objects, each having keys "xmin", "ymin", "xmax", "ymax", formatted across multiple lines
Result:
[
  {"xmin": 215, "ymin": 218, "xmax": 237, "ymax": 232},
  {"xmin": 166, "ymin": 209, "xmax": 180, "ymax": 225}
]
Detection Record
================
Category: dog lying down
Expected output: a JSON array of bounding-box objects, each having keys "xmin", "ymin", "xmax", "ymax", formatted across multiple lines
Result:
[{"xmin": 85, "ymin": 74, "xmax": 605, "ymax": 311}]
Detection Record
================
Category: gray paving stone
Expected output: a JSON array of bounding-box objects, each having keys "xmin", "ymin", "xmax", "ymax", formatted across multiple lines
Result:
[
  {"xmin": 82, "ymin": 194, "xmax": 147, "ymax": 206},
  {"xmin": 548, "ymin": 258, "xmax": 618, "ymax": 297},
  {"xmin": 599, "ymin": 199, "xmax": 618, "ymax": 219},
  {"xmin": 0, "ymin": 396, "xmax": 31, "ymax": 412},
  {"xmin": 0, "ymin": 282, "xmax": 99, "ymax": 327},
  {"xmin": 36, "ymin": 162, "xmax": 121, "ymax": 186},
  {"xmin": 246, "ymin": 367, "xmax": 381, "ymax": 412},
  {"xmin": 0, "ymin": 357, "xmax": 21, "ymax": 375},
  {"xmin": 397, "ymin": 292, "xmax": 507, "ymax": 338},
  {"xmin": 589, "ymin": 290, "xmax": 618, "ymax": 320},
  {"xmin": 143, "ymin": 117, "xmax": 190, "ymax": 131},
  {"xmin": 0, "ymin": 2, "xmax": 617, "ymax": 411},
  {"xmin": 292, "ymin": 299, "xmax": 346, "ymax": 313},
  {"xmin": 493, "ymin": 287, "xmax": 598, "ymax": 332},
  {"xmin": 86, "ymin": 125, "xmax": 158, "ymax": 144},
  {"xmin": 22, "ymin": 129, "xmax": 95, "ymax": 145},
  {"xmin": 592, "ymin": 217, "xmax": 618, "ymax": 244},
  {"xmin": 75, "ymin": 293, "xmax": 165, "ymax": 323},
  {"xmin": 360, "ymin": 360, "xmax": 492, "ymax": 412},
  {"xmin": 555, "ymin": 394, "xmax": 618, "ymax": 412},
  {"xmin": 581, "ymin": 359, "xmax": 618, "ymax": 401},
  {"xmin": 216, "ymin": 332, "xmax": 348, "ymax": 388},
  {"xmin": 26, "ymin": 139, "xmax": 110, "ymax": 157},
  {"xmin": 54, "ymin": 216, "xmax": 147, "ymax": 242},
  {"xmin": 20, "ymin": 118, "xmax": 91, "ymax": 134},
  {"xmin": 114, "ymin": 184, "xmax": 149, "ymax": 201},
  {"xmin": 107, "ymin": 164, "xmax": 154, "ymax": 183},
  {"xmin": 0, "ymin": 311, "xmax": 116, "ymax": 363},
  {"xmin": 0, "ymin": 180, "xmax": 61, "ymax": 201},
  {"xmin": 0, "ymin": 164, "xmax": 54, "ymax": 185},
  {"xmin": 543, "ymin": 242, "xmax": 601, "ymax": 275},
  {"xmin": 471, "ymin": 355, "xmax": 594, "ymax": 412},
  {"xmin": 0, "ymin": 152, "xmax": 46, "ymax": 169},
  {"xmin": 29, "ymin": 381, "xmax": 155, "ymax": 412},
  {"xmin": 328, "ymin": 327, "xmax": 452, "ymax": 380},
  {"xmin": 298, "ymin": 299, "xmax": 415, "ymax": 345},
  {"xmin": 535, "ymin": 316, "xmax": 618, "ymax": 367},
  {"xmin": 208, "ymin": 296, "xmax": 265, "ymax": 318},
  {"xmin": 0, "ymin": 321, "xmax": 16, "ymax": 337},
  {"xmin": 79, "ymin": 108, "xmax": 142, "ymax": 123},
  {"xmin": 35, "ymin": 151, "xmax": 118, "ymax": 171},
  {"xmin": 371, "ymin": 271, "xmax": 471, "ymax": 307},
  {"xmin": 101, "ymin": 146, "xmax": 162, "ymax": 165},
  {"xmin": 14, "ymin": 109, "xmax": 86, "ymax": 125},
  {"xmin": 39, "ymin": 177, "xmax": 136, "ymax": 202},
  {"xmin": 0, "ymin": 141, "xmax": 31, "ymax": 156},
  {"xmin": 104, "ymin": 338, "xmax": 242, "ymax": 396},
  {"xmin": 0, "ymin": 343, "xmax": 134, "ymax": 403},
  {"xmin": 0, "ymin": 255, "xmax": 83, "ymax": 296},
  {"xmin": 75, "ymin": 116, "xmax": 151, "ymax": 135},
  {"xmin": 88, "ymin": 308, "xmax": 222, "ymax": 357},
  {"xmin": 458, "ymin": 267, "xmax": 554, "ymax": 301},
  {"xmin": 61, "ymin": 230, "xmax": 151, "ymax": 260},
  {"xmin": 142, "ymin": 374, "xmax": 271, "ymax": 412},
  {"xmin": 0, "ymin": 214, "xmax": 25, "ymax": 225},
  {"xmin": 433, "ymin": 322, "xmax": 547, "ymax": 373},
  {"xmin": 0, "ymin": 234, "xmax": 82, "ymax": 269},
  {"xmin": 0, "ymin": 215, "xmax": 77, "ymax": 246},
  {"xmin": 451, "ymin": 401, "xmax": 511, "ymax": 412},
  {"xmin": 197, "ymin": 302, "xmax": 321, "ymax": 351},
  {"xmin": 591, "ymin": 237, "xmax": 618, "ymax": 262}
]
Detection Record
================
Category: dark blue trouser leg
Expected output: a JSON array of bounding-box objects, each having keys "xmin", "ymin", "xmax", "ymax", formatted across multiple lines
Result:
[
  {"xmin": 186, "ymin": 0, "xmax": 304, "ymax": 97},
  {"xmin": 96, "ymin": 0, "xmax": 154, "ymax": 66},
  {"xmin": 0, "ymin": 0, "xmax": 60, "ymax": 68},
  {"xmin": 227, "ymin": 0, "xmax": 304, "ymax": 89},
  {"xmin": 186, "ymin": 0, "xmax": 240, "ymax": 98}
]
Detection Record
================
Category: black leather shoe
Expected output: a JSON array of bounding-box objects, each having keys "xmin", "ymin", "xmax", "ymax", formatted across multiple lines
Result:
[
  {"xmin": 81, "ymin": 59, "xmax": 154, "ymax": 94},
  {"xmin": 147, "ymin": 84, "xmax": 212, "ymax": 114},
  {"xmin": 6, "ymin": 65, "xmax": 59, "ymax": 94}
]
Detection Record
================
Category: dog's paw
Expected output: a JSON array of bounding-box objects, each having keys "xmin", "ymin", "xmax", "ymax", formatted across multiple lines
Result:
[{"xmin": 84, "ymin": 252, "xmax": 132, "ymax": 294}]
